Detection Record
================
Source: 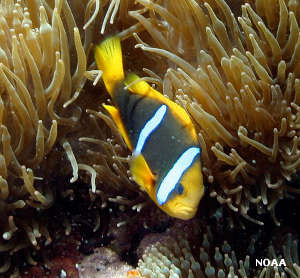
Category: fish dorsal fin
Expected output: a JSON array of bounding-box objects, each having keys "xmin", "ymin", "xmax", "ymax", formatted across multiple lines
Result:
[
  {"xmin": 125, "ymin": 74, "xmax": 197, "ymax": 141},
  {"xmin": 124, "ymin": 73, "xmax": 151, "ymax": 96},
  {"xmin": 102, "ymin": 104, "xmax": 133, "ymax": 150},
  {"xmin": 95, "ymin": 36, "xmax": 124, "ymax": 95},
  {"xmin": 130, "ymin": 153, "xmax": 155, "ymax": 194}
]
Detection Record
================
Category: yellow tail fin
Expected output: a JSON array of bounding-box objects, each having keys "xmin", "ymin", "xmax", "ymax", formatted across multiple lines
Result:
[{"xmin": 94, "ymin": 36, "xmax": 124, "ymax": 95}]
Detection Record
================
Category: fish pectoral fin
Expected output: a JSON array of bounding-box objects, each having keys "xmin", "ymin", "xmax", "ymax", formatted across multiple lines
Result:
[
  {"xmin": 130, "ymin": 154, "xmax": 155, "ymax": 193},
  {"xmin": 102, "ymin": 104, "xmax": 133, "ymax": 150},
  {"xmin": 95, "ymin": 36, "xmax": 124, "ymax": 95}
]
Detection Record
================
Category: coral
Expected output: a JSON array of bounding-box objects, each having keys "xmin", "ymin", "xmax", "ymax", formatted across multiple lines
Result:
[
  {"xmin": 117, "ymin": 0, "xmax": 300, "ymax": 225},
  {"xmin": 136, "ymin": 223, "xmax": 300, "ymax": 278},
  {"xmin": 0, "ymin": 0, "xmax": 99, "ymax": 274}
]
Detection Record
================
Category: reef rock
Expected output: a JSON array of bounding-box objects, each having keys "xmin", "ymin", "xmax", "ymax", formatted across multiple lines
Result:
[{"xmin": 77, "ymin": 247, "xmax": 133, "ymax": 278}]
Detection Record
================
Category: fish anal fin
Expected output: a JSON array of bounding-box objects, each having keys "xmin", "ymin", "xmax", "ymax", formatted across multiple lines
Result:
[
  {"xmin": 95, "ymin": 36, "xmax": 124, "ymax": 95},
  {"xmin": 103, "ymin": 104, "xmax": 133, "ymax": 150},
  {"xmin": 130, "ymin": 154, "xmax": 155, "ymax": 194}
]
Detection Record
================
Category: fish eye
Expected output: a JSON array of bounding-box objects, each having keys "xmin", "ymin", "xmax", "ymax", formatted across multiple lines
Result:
[{"xmin": 176, "ymin": 183, "xmax": 184, "ymax": 195}]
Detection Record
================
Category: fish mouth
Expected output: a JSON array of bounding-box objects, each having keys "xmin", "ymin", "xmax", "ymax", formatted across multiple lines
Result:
[{"xmin": 173, "ymin": 204, "xmax": 197, "ymax": 220}]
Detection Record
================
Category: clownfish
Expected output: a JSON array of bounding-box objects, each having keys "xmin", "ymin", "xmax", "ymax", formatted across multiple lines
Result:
[{"xmin": 94, "ymin": 36, "xmax": 204, "ymax": 220}]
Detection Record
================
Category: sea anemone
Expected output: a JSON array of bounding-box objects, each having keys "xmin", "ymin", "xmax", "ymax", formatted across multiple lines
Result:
[
  {"xmin": 69, "ymin": 0, "xmax": 145, "ymax": 211},
  {"xmin": 2, "ymin": 0, "xmax": 299, "ymax": 275},
  {"xmin": 118, "ymin": 0, "xmax": 300, "ymax": 225},
  {"xmin": 136, "ymin": 224, "xmax": 300, "ymax": 278},
  {"xmin": 0, "ymin": 0, "xmax": 98, "ymax": 273}
]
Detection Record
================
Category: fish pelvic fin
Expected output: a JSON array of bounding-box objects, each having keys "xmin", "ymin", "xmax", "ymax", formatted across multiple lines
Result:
[
  {"xmin": 95, "ymin": 36, "xmax": 124, "ymax": 95},
  {"xmin": 130, "ymin": 153, "xmax": 155, "ymax": 195},
  {"xmin": 102, "ymin": 104, "xmax": 133, "ymax": 150}
]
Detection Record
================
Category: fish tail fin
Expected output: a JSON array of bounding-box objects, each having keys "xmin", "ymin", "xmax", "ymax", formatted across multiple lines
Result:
[{"xmin": 94, "ymin": 36, "xmax": 124, "ymax": 96}]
